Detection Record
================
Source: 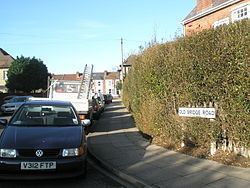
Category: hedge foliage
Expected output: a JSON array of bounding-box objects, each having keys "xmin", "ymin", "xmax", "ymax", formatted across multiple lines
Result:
[{"xmin": 123, "ymin": 20, "xmax": 250, "ymax": 149}]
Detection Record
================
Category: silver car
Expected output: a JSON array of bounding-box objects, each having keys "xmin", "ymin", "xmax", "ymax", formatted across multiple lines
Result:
[{"xmin": 1, "ymin": 96, "xmax": 33, "ymax": 114}]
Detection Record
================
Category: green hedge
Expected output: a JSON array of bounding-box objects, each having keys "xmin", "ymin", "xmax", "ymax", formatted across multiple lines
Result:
[{"xmin": 123, "ymin": 20, "xmax": 250, "ymax": 149}]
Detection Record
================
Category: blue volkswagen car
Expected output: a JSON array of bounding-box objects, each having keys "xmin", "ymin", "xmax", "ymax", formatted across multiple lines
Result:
[{"xmin": 0, "ymin": 100, "xmax": 90, "ymax": 179}]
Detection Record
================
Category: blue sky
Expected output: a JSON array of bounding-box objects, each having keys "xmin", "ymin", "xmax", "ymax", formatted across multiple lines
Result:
[{"xmin": 1, "ymin": 0, "xmax": 195, "ymax": 73}]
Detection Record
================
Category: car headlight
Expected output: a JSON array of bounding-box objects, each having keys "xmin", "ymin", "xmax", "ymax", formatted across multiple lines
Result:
[
  {"xmin": 62, "ymin": 146, "xmax": 86, "ymax": 157},
  {"xmin": 0, "ymin": 149, "xmax": 17, "ymax": 158}
]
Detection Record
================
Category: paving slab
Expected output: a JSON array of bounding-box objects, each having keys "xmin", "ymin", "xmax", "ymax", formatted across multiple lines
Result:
[
  {"xmin": 154, "ymin": 170, "xmax": 226, "ymax": 188},
  {"xmin": 203, "ymin": 176, "xmax": 250, "ymax": 188}
]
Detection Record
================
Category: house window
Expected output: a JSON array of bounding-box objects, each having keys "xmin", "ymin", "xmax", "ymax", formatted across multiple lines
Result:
[
  {"xmin": 231, "ymin": 4, "xmax": 250, "ymax": 22},
  {"xmin": 109, "ymin": 80, "xmax": 112, "ymax": 86},
  {"xmin": 3, "ymin": 70, "xmax": 8, "ymax": 80},
  {"xmin": 98, "ymin": 81, "xmax": 101, "ymax": 86},
  {"xmin": 109, "ymin": 89, "xmax": 112, "ymax": 94},
  {"xmin": 213, "ymin": 17, "xmax": 229, "ymax": 28}
]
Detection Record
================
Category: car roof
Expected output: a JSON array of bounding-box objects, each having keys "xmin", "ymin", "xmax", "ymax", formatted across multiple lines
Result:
[
  {"xmin": 3, "ymin": 95, "xmax": 16, "ymax": 99},
  {"xmin": 12, "ymin": 95, "xmax": 32, "ymax": 99},
  {"xmin": 23, "ymin": 100, "xmax": 72, "ymax": 106}
]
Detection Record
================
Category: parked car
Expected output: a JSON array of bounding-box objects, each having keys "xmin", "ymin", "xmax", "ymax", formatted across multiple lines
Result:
[
  {"xmin": 104, "ymin": 94, "xmax": 113, "ymax": 104},
  {"xmin": 93, "ymin": 93, "xmax": 105, "ymax": 112},
  {"xmin": 2, "ymin": 95, "xmax": 17, "ymax": 104},
  {"xmin": 1, "ymin": 96, "xmax": 33, "ymax": 114},
  {"xmin": 0, "ymin": 100, "xmax": 90, "ymax": 179},
  {"xmin": 92, "ymin": 97, "xmax": 102, "ymax": 120}
]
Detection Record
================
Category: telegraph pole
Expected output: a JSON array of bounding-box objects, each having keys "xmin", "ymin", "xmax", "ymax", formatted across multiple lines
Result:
[{"xmin": 121, "ymin": 37, "xmax": 124, "ymax": 82}]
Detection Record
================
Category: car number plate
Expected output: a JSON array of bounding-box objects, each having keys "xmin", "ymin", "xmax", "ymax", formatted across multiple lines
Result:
[{"xmin": 21, "ymin": 162, "xmax": 56, "ymax": 170}]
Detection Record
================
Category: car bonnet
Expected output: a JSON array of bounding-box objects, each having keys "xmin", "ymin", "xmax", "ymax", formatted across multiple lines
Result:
[{"xmin": 0, "ymin": 125, "xmax": 83, "ymax": 149}]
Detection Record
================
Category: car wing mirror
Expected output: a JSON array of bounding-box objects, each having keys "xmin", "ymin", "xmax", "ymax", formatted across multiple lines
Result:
[{"xmin": 81, "ymin": 119, "xmax": 91, "ymax": 127}]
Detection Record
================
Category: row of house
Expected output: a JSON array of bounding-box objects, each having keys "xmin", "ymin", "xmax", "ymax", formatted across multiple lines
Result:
[{"xmin": 52, "ymin": 71, "xmax": 120, "ymax": 97}]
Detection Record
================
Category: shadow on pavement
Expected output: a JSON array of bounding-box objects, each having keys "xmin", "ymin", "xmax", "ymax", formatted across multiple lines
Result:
[{"xmin": 89, "ymin": 105, "xmax": 135, "ymax": 134}]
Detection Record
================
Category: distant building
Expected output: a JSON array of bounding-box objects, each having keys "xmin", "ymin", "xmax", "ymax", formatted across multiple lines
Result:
[
  {"xmin": 92, "ymin": 72, "xmax": 104, "ymax": 95},
  {"xmin": 183, "ymin": 0, "xmax": 250, "ymax": 36},
  {"xmin": 120, "ymin": 55, "xmax": 136, "ymax": 80},
  {"xmin": 52, "ymin": 71, "xmax": 120, "ymax": 97},
  {"xmin": 52, "ymin": 72, "xmax": 83, "ymax": 81},
  {"xmin": 92, "ymin": 71, "xmax": 120, "ymax": 97},
  {"xmin": 0, "ymin": 48, "xmax": 15, "ymax": 92},
  {"xmin": 104, "ymin": 71, "xmax": 120, "ymax": 96}
]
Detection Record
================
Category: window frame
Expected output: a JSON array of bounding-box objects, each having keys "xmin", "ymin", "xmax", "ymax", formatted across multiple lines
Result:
[
  {"xmin": 231, "ymin": 3, "xmax": 250, "ymax": 22},
  {"xmin": 3, "ymin": 70, "xmax": 8, "ymax": 81},
  {"xmin": 213, "ymin": 17, "xmax": 230, "ymax": 28}
]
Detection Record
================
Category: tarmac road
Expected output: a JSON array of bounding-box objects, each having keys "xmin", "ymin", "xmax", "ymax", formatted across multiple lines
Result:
[{"xmin": 0, "ymin": 163, "xmax": 123, "ymax": 188}]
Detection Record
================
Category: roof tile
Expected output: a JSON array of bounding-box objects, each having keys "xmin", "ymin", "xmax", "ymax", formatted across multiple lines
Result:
[{"xmin": 0, "ymin": 48, "xmax": 15, "ymax": 68}]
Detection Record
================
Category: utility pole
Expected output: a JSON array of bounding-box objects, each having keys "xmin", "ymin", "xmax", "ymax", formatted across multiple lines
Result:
[{"xmin": 121, "ymin": 37, "xmax": 124, "ymax": 82}]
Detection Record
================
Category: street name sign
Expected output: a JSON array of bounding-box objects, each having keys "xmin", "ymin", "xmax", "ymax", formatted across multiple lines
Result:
[{"xmin": 178, "ymin": 107, "xmax": 216, "ymax": 119}]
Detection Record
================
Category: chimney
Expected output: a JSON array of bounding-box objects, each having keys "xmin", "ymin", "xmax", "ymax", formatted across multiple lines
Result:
[
  {"xmin": 196, "ymin": 0, "xmax": 213, "ymax": 12},
  {"xmin": 104, "ymin": 71, "xmax": 108, "ymax": 78},
  {"xmin": 76, "ymin": 72, "xmax": 82, "ymax": 80}
]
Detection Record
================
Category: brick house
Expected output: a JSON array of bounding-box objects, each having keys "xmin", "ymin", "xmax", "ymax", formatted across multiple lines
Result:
[
  {"xmin": 183, "ymin": 0, "xmax": 250, "ymax": 36},
  {"xmin": 0, "ymin": 48, "xmax": 15, "ymax": 92}
]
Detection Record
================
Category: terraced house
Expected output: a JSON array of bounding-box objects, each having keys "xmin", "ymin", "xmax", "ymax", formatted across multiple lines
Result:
[
  {"xmin": 0, "ymin": 48, "xmax": 14, "ymax": 93},
  {"xmin": 183, "ymin": 0, "xmax": 250, "ymax": 36},
  {"xmin": 92, "ymin": 71, "xmax": 120, "ymax": 97}
]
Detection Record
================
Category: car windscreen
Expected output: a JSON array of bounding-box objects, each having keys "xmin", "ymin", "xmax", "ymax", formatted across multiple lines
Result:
[{"xmin": 9, "ymin": 104, "xmax": 79, "ymax": 126}]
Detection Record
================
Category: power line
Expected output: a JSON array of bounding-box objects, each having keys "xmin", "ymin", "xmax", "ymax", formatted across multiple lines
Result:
[
  {"xmin": 0, "ymin": 32, "xmax": 55, "ymax": 39},
  {"xmin": 123, "ymin": 39, "xmax": 145, "ymax": 43},
  {"xmin": 0, "ymin": 32, "xmax": 145, "ymax": 43}
]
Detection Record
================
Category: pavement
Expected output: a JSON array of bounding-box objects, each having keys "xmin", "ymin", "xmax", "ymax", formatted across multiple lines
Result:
[{"xmin": 87, "ymin": 99, "xmax": 250, "ymax": 188}]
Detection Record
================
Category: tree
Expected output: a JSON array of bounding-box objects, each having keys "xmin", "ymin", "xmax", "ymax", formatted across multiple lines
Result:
[{"xmin": 6, "ymin": 56, "xmax": 48, "ymax": 93}]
